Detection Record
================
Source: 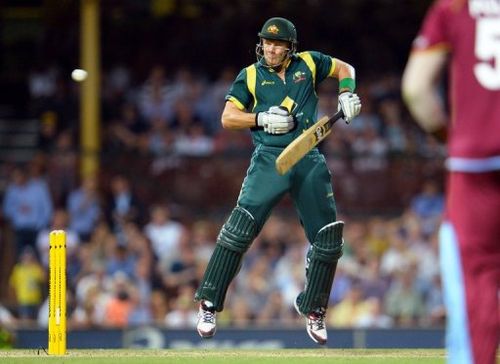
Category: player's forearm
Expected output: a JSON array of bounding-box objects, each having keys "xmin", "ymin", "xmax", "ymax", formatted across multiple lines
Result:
[
  {"xmin": 221, "ymin": 110, "xmax": 256, "ymax": 129},
  {"xmin": 403, "ymin": 88, "xmax": 447, "ymax": 133},
  {"xmin": 332, "ymin": 59, "xmax": 356, "ymax": 93},
  {"xmin": 221, "ymin": 101, "xmax": 257, "ymax": 129},
  {"xmin": 403, "ymin": 88, "xmax": 448, "ymax": 142}
]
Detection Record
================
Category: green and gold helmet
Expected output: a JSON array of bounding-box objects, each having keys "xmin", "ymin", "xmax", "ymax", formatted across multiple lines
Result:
[
  {"xmin": 258, "ymin": 17, "xmax": 297, "ymax": 45},
  {"xmin": 256, "ymin": 17, "xmax": 298, "ymax": 68}
]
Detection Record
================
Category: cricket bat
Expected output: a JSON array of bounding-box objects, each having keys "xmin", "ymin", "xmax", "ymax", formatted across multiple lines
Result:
[{"xmin": 275, "ymin": 110, "xmax": 344, "ymax": 175}]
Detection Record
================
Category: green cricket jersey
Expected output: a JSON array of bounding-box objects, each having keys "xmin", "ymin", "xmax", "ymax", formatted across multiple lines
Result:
[{"xmin": 226, "ymin": 51, "xmax": 336, "ymax": 147}]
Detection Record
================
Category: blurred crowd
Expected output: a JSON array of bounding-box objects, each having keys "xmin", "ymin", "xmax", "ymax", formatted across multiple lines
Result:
[
  {"xmin": 28, "ymin": 63, "xmax": 445, "ymax": 164},
  {"xmin": 0, "ymin": 63, "xmax": 447, "ymax": 331}
]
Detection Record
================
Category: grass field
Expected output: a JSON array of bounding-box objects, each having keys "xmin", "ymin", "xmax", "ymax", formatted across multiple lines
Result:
[{"xmin": 0, "ymin": 349, "xmax": 447, "ymax": 364}]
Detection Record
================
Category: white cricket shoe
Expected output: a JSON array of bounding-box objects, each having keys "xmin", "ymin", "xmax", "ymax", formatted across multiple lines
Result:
[
  {"xmin": 294, "ymin": 298, "xmax": 327, "ymax": 345},
  {"xmin": 197, "ymin": 300, "xmax": 216, "ymax": 338}
]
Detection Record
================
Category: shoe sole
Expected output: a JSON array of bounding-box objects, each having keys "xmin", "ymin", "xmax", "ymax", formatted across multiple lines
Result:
[
  {"xmin": 197, "ymin": 327, "xmax": 216, "ymax": 339},
  {"xmin": 294, "ymin": 299, "xmax": 327, "ymax": 345},
  {"xmin": 309, "ymin": 331, "xmax": 327, "ymax": 346}
]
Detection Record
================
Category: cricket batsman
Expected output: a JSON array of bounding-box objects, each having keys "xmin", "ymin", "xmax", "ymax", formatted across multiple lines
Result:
[{"xmin": 195, "ymin": 17, "xmax": 361, "ymax": 345}]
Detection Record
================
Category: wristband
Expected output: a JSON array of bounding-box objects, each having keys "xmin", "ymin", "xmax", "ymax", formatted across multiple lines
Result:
[{"xmin": 339, "ymin": 78, "xmax": 355, "ymax": 93}]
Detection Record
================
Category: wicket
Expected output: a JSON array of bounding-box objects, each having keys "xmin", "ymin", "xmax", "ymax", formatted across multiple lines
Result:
[{"xmin": 48, "ymin": 230, "xmax": 66, "ymax": 355}]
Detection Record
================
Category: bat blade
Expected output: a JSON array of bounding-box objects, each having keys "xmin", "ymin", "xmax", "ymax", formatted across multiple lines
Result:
[{"xmin": 275, "ymin": 110, "xmax": 343, "ymax": 175}]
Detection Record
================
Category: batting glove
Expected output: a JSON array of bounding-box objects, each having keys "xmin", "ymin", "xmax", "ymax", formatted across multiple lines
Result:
[
  {"xmin": 338, "ymin": 92, "xmax": 361, "ymax": 124},
  {"xmin": 256, "ymin": 106, "xmax": 295, "ymax": 134}
]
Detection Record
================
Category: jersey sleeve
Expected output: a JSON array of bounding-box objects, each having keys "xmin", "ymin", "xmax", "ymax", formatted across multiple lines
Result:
[
  {"xmin": 412, "ymin": 0, "xmax": 452, "ymax": 51},
  {"xmin": 225, "ymin": 68, "xmax": 253, "ymax": 111},
  {"xmin": 309, "ymin": 51, "xmax": 336, "ymax": 83}
]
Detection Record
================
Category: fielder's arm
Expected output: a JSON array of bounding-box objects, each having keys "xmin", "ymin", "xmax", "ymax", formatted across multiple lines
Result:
[{"xmin": 402, "ymin": 49, "xmax": 449, "ymax": 141}]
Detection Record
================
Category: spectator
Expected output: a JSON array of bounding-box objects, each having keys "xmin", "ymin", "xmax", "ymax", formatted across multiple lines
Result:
[
  {"xmin": 37, "ymin": 111, "xmax": 59, "ymax": 153},
  {"xmin": 364, "ymin": 217, "xmax": 390, "ymax": 258},
  {"xmin": 174, "ymin": 122, "xmax": 214, "ymax": 157},
  {"xmin": 46, "ymin": 130, "xmax": 78, "ymax": 206},
  {"xmin": 67, "ymin": 176, "xmax": 101, "ymax": 242},
  {"xmin": 2, "ymin": 166, "xmax": 53, "ymax": 259},
  {"xmin": 159, "ymin": 244, "xmax": 198, "ymax": 296},
  {"xmin": 384, "ymin": 266, "xmax": 425, "ymax": 327},
  {"xmin": 196, "ymin": 66, "xmax": 236, "ymax": 135},
  {"xmin": 354, "ymin": 297, "xmax": 393, "ymax": 328},
  {"xmin": 256, "ymin": 291, "xmax": 293, "ymax": 326},
  {"xmin": 28, "ymin": 65, "xmax": 58, "ymax": 100},
  {"xmin": 70, "ymin": 285, "xmax": 101, "ymax": 329},
  {"xmin": 103, "ymin": 273, "xmax": 135, "ymax": 328},
  {"xmin": 423, "ymin": 274, "xmax": 445, "ymax": 327},
  {"xmin": 379, "ymin": 224, "xmax": 416, "ymax": 277},
  {"xmin": 36, "ymin": 208, "xmax": 80, "ymax": 269},
  {"xmin": 226, "ymin": 295, "xmax": 253, "ymax": 328},
  {"xmin": 149, "ymin": 290, "xmax": 169, "ymax": 326},
  {"xmin": 8, "ymin": 247, "xmax": 46, "ymax": 322},
  {"xmin": 105, "ymin": 174, "xmax": 145, "ymax": 234},
  {"xmin": 144, "ymin": 204, "xmax": 187, "ymax": 269},
  {"xmin": 137, "ymin": 65, "xmax": 177, "ymax": 124},
  {"xmin": 410, "ymin": 180, "xmax": 444, "ymax": 217},
  {"xmin": 378, "ymin": 96, "xmax": 407, "ymax": 153},
  {"xmin": 274, "ymin": 242, "xmax": 306, "ymax": 309},
  {"xmin": 358, "ymin": 259, "xmax": 390, "ymax": 303},
  {"xmin": 409, "ymin": 180, "xmax": 444, "ymax": 236},
  {"xmin": 74, "ymin": 265, "xmax": 113, "ymax": 325},
  {"xmin": 351, "ymin": 125, "xmax": 389, "ymax": 172},
  {"xmin": 127, "ymin": 284, "xmax": 153, "ymax": 326},
  {"xmin": 107, "ymin": 103, "xmax": 149, "ymax": 152},
  {"xmin": 328, "ymin": 284, "xmax": 373, "ymax": 327},
  {"xmin": 235, "ymin": 257, "xmax": 274, "ymax": 320},
  {"xmin": 105, "ymin": 244, "xmax": 136, "ymax": 280},
  {"xmin": 190, "ymin": 220, "xmax": 216, "ymax": 264},
  {"xmin": 164, "ymin": 286, "xmax": 197, "ymax": 328}
]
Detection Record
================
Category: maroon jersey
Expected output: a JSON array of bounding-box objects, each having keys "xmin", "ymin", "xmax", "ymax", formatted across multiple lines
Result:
[{"xmin": 413, "ymin": 0, "xmax": 500, "ymax": 162}]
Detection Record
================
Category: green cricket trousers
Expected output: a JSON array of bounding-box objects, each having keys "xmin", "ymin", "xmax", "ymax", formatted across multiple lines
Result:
[{"xmin": 238, "ymin": 144, "xmax": 337, "ymax": 241}]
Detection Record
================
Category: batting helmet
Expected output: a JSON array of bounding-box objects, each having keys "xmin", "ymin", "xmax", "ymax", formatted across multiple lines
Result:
[
  {"xmin": 256, "ymin": 17, "xmax": 297, "ymax": 67},
  {"xmin": 258, "ymin": 17, "xmax": 297, "ymax": 44}
]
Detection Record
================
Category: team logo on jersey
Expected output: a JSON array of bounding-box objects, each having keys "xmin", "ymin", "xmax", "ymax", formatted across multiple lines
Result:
[
  {"xmin": 267, "ymin": 25, "xmax": 279, "ymax": 34},
  {"xmin": 261, "ymin": 80, "xmax": 275, "ymax": 86},
  {"xmin": 293, "ymin": 71, "xmax": 306, "ymax": 83}
]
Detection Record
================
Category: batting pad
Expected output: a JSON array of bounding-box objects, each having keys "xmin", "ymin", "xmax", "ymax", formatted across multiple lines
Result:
[
  {"xmin": 298, "ymin": 221, "xmax": 344, "ymax": 314},
  {"xmin": 195, "ymin": 244, "xmax": 243, "ymax": 311},
  {"xmin": 195, "ymin": 206, "xmax": 257, "ymax": 311}
]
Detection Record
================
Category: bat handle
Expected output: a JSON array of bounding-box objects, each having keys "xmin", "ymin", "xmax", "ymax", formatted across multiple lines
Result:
[{"xmin": 329, "ymin": 109, "xmax": 344, "ymax": 125}]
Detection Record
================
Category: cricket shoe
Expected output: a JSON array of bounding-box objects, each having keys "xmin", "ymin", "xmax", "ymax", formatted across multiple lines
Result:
[
  {"xmin": 197, "ymin": 300, "xmax": 216, "ymax": 338},
  {"xmin": 294, "ymin": 297, "xmax": 327, "ymax": 345}
]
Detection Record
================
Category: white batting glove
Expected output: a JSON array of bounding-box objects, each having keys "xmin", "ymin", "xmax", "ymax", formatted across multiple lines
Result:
[
  {"xmin": 338, "ymin": 92, "xmax": 361, "ymax": 124},
  {"xmin": 256, "ymin": 106, "xmax": 295, "ymax": 134}
]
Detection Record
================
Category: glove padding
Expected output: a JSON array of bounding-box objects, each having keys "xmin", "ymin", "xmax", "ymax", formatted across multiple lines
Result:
[
  {"xmin": 338, "ymin": 92, "xmax": 362, "ymax": 124},
  {"xmin": 256, "ymin": 106, "xmax": 295, "ymax": 134}
]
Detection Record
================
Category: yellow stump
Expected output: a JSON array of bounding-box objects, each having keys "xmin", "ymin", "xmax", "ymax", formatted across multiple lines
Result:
[{"xmin": 48, "ymin": 230, "xmax": 66, "ymax": 355}]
